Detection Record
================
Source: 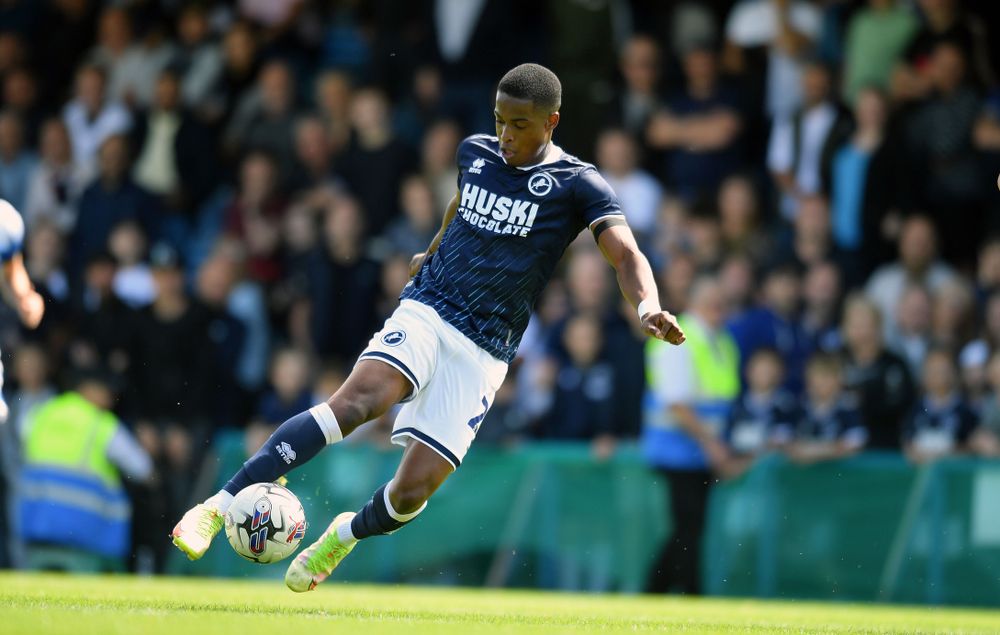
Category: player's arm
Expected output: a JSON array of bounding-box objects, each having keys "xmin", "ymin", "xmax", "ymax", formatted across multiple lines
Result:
[
  {"xmin": 409, "ymin": 192, "xmax": 459, "ymax": 277},
  {"xmin": 3, "ymin": 252, "xmax": 44, "ymax": 329},
  {"xmin": 594, "ymin": 220, "xmax": 684, "ymax": 345}
]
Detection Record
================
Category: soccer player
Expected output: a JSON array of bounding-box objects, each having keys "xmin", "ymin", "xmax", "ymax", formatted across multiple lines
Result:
[
  {"xmin": 171, "ymin": 64, "xmax": 685, "ymax": 591},
  {"xmin": 0, "ymin": 198, "xmax": 45, "ymax": 422}
]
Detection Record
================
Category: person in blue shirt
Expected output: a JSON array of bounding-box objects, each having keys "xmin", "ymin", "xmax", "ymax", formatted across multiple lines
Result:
[
  {"xmin": 903, "ymin": 348, "xmax": 979, "ymax": 464},
  {"xmin": 786, "ymin": 352, "xmax": 868, "ymax": 464},
  {"xmin": 172, "ymin": 63, "xmax": 686, "ymax": 592},
  {"xmin": 728, "ymin": 263, "xmax": 814, "ymax": 395}
]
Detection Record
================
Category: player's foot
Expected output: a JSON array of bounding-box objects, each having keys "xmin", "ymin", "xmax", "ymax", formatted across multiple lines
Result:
[
  {"xmin": 170, "ymin": 503, "xmax": 224, "ymax": 561},
  {"xmin": 285, "ymin": 512, "xmax": 356, "ymax": 592}
]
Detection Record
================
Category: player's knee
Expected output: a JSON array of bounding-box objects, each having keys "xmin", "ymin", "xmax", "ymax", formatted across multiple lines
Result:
[{"xmin": 387, "ymin": 479, "xmax": 434, "ymax": 515}]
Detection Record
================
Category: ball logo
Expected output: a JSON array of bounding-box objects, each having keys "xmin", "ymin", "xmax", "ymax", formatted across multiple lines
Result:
[
  {"xmin": 528, "ymin": 173, "xmax": 554, "ymax": 197},
  {"xmin": 382, "ymin": 330, "xmax": 406, "ymax": 347},
  {"xmin": 248, "ymin": 497, "xmax": 272, "ymax": 555}
]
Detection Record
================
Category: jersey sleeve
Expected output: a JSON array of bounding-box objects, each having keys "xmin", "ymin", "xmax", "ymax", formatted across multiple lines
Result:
[
  {"xmin": 574, "ymin": 167, "xmax": 624, "ymax": 231},
  {"xmin": 0, "ymin": 199, "xmax": 25, "ymax": 263}
]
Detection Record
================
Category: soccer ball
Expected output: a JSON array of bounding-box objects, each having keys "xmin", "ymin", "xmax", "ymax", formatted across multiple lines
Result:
[{"xmin": 224, "ymin": 482, "xmax": 307, "ymax": 564}]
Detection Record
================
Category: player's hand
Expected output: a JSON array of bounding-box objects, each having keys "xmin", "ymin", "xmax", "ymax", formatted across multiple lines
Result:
[
  {"xmin": 409, "ymin": 252, "xmax": 426, "ymax": 277},
  {"xmin": 17, "ymin": 291, "xmax": 44, "ymax": 329},
  {"xmin": 641, "ymin": 310, "xmax": 685, "ymax": 345}
]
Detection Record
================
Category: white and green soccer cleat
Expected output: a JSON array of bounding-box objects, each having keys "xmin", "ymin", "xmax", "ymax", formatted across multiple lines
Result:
[
  {"xmin": 170, "ymin": 503, "xmax": 224, "ymax": 561},
  {"xmin": 285, "ymin": 512, "xmax": 357, "ymax": 592}
]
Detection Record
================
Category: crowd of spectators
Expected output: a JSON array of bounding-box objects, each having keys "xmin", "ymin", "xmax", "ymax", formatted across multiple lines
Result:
[{"xmin": 2, "ymin": 0, "xmax": 1000, "ymax": 588}]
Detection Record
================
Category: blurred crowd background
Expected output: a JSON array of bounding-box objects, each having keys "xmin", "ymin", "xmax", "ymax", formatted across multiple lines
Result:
[{"xmin": 2, "ymin": 0, "xmax": 1000, "ymax": 593}]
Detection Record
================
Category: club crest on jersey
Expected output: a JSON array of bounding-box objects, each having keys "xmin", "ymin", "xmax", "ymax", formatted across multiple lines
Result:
[
  {"xmin": 458, "ymin": 183, "xmax": 539, "ymax": 238},
  {"xmin": 382, "ymin": 330, "xmax": 406, "ymax": 346},
  {"xmin": 469, "ymin": 157, "xmax": 486, "ymax": 174},
  {"xmin": 528, "ymin": 173, "xmax": 554, "ymax": 197}
]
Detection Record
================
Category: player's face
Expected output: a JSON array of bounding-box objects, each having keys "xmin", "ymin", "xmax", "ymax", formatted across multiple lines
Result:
[{"xmin": 494, "ymin": 91, "xmax": 559, "ymax": 168}]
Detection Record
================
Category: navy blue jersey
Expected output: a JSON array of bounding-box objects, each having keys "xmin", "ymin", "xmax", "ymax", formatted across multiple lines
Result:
[
  {"xmin": 903, "ymin": 394, "xmax": 978, "ymax": 450},
  {"xmin": 724, "ymin": 390, "xmax": 800, "ymax": 454},
  {"xmin": 401, "ymin": 134, "xmax": 624, "ymax": 362},
  {"xmin": 796, "ymin": 396, "xmax": 868, "ymax": 447}
]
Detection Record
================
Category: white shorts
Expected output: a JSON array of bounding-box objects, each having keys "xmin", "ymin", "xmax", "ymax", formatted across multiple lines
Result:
[{"xmin": 357, "ymin": 299, "xmax": 508, "ymax": 470}]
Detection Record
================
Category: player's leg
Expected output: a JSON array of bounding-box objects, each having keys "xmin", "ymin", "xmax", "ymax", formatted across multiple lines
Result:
[
  {"xmin": 285, "ymin": 307, "xmax": 508, "ymax": 591},
  {"xmin": 284, "ymin": 439, "xmax": 453, "ymax": 591},
  {"xmin": 171, "ymin": 360, "xmax": 411, "ymax": 560}
]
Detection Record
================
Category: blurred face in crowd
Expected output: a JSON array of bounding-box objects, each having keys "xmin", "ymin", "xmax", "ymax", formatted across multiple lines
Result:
[
  {"xmin": 620, "ymin": 36, "xmax": 660, "ymax": 94},
  {"xmin": 0, "ymin": 34, "xmax": 25, "ymax": 73},
  {"xmin": 898, "ymin": 217, "xmax": 937, "ymax": 273},
  {"xmin": 922, "ymin": 350, "xmax": 956, "ymax": 398},
  {"xmin": 14, "ymin": 344, "xmax": 48, "ymax": 392},
  {"xmin": 260, "ymin": 62, "xmax": 294, "ymax": 116},
  {"xmin": 271, "ymin": 349, "xmax": 311, "ymax": 401},
  {"xmin": 196, "ymin": 255, "xmax": 238, "ymax": 307},
  {"xmin": 27, "ymin": 220, "xmax": 64, "ymax": 268},
  {"xmin": 596, "ymin": 129, "xmax": 636, "ymax": 178},
  {"xmin": 98, "ymin": 135, "xmax": 129, "ymax": 182},
  {"xmin": 929, "ymin": 42, "xmax": 965, "ymax": 93},
  {"xmin": 563, "ymin": 314, "xmax": 603, "ymax": 367},
  {"xmin": 747, "ymin": 350, "xmax": 783, "ymax": 395},
  {"xmin": 314, "ymin": 70, "xmax": 352, "ymax": 117},
  {"xmin": 98, "ymin": 8, "xmax": 132, "ymax": 53},
  {"xmin": 75, "ymin": 66, "xmax": 106, "ymax": 114},
  {"xmin": 422, "ymin": 123, "xmax": 460, "ymax": 179},
  {"xmin": 796, "ymin": 196, "xmax": 831, "ymax": 242},
  {"xmin": 0, "ymin": 111, "xmax": 24, "ymax": 159},
  {"xmin": 978, "ymin": 240, "xmax": 1000, "ymax": 287},
  {"xmin": 85, "ymin": 257, "xmax": 116, "ymax": 295},
  {"xmin": 854, "ymin": 87, "xmax": 887, "ymax": 131},
  {"xmin": 689, "ymin": 276, "xmax": 727, "ymax": 330},
  {"xmin": 400, "ymin": 176, "xmax": 436, "ymax": 229},
  {"xmin": 108, "ymin": 221, "xmax": 147, "ymax": 267},
  {"xmin": 801, "ymin": 63, "xmax": 831, "ymax": 107},
  {"xmin": 988, "ymin": 352, "xmax": 1000, "ymax": 391},
  {"xmin": 985, "ymin": 293, "xmax": 1000, "ymax": 341},
  {"xmin": 413, "ymin": 65, "xmax": 442, "ymax": 106},
  {"xmin": 763, "ymin": 269, "xmax": 801, "ymax": 317},
  {"xmin": 223, "ymin": 23, "xmax": 256, "ymax": 73},
  {"xmin": 567, "ymin": 250, "xmax": 609, "ymax": 313},
  {"xmin": 931, "ymin": 279, "xmax": 973, "ymax": 339},
  {"xmin": 895, "ymin": 285, "xmax": 932, "ymax": 335},
  {"xmin": 806, "ymin": 359, "xmax": 842, "ymax": 405},
  {"xmin": 39, "ymin": 118, "xmax": 72, "ymax": 165},
  {"xmin": 294, "ymin": 116, "xmax": 330, "ymax": 170},
  {"xmin": 662, "ymin": 253, "xmax": 695, "ymax": 312},
  {"xmin": 283, "ymin": 206, "xmax": 316, "ymax": 253},
  {"xmin": 682, "ymin": 47, "xmax": 717, "ymax": 95},
  {"xmin": 154, "ymin": 72, "xmax": 181, "ymax": 112},
  {"xmin": 842, "ymin": 297, "xmax": 882, "ymax": 353},
  {"xmin": 239, "ymin": 152, "xmax": 277, "ymax": 205},
  {"xmin": 351, "ymin": 88, "xmax": 390, "ymax": 138},
  {"xmin": 178, "ymin": 6, "xmax": 210, "ymax": 46},
  {"xmin": 494, "ymin": 90, "xmax": 559, "ymax": 168},
  {"xmin": 718, "ymin": 175, "xmax": 758, "ymax": 238},
  {"xmin": 719, "ymin": 254, "xmax": 755, "ymax": 311},
  {"xmin": 4, "ymin": 68, "xmax": 36, "ymax": 111},
  {"xmin": 324, "ymin": 198, "xmax": 365, "ymax": 255},
  {"xmin": 803, "ymin": 262, "xmax": 840, "ymax": 313}
]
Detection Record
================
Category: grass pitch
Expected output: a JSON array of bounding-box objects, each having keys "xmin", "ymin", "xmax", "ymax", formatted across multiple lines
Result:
[{"xmin": 2, "ymin": 572, "xmax": 998, "ymax": 634}]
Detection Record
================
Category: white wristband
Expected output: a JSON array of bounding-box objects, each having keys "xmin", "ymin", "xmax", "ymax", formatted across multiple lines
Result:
[{"xmin": 637, "ymin": 298, "xmax": 661, "ymax": 319}]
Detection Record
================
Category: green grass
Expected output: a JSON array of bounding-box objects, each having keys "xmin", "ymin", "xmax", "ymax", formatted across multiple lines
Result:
[{"xmin": 2, "ymin": 572, "xmax": 998, "ymax": 634}]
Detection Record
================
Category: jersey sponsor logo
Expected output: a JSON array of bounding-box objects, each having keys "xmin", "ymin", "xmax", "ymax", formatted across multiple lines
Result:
[
  {"xmin": 276, "ymin": 441, "xmax": 297, "ymax": 464},
  {"xmin": 458, "ymin": 183, "xmax": 540, "ymax": 238},
  {"xmin": 528, "ymin": 173, "xmax": 554, "ymax": 196},
  {"xmin": 469, "ymin": 157, "xmax": 486, "ymax": 174},
  {"xmin": 382, "ymin": 330, "xmax": 406, "ymax": 346}
]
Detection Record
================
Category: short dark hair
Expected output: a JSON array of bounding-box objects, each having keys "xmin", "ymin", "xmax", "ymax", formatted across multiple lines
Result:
[{"xmin": 497, "ymin": 63, "xmax": 561, "ymax": 113}]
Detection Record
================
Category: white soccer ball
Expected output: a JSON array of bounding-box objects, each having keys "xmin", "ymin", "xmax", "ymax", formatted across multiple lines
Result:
[{"xmin": 224, "ymin": 482, "xmax": 307, "ymax": 564}]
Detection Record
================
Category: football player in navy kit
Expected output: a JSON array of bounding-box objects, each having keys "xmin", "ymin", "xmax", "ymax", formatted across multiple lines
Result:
[{"xmin": 172, "ymin": 63, "xmax": 685, "ymax": 591}]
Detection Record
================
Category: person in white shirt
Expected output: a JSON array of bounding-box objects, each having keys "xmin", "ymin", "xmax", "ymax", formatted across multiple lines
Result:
[
  {"xmin": 24, "ymin": 118, "xmax": 96, "ymax": 233},
  {"xmin": 62, "ymin": 65, "xmax": 132, "ymax": 166},
  {"xmin": 596, "ymin": 129, "xmax": 663, "ymax": 239}
]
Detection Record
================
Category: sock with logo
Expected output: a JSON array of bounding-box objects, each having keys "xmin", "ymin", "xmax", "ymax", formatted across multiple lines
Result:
[
  {"xmin": 345, "ymin": 481, "xmax": 427, "ymax": 543},
  {"xmin": 218, "ymin": 404, "xmax": 344, "ymax": 506}
]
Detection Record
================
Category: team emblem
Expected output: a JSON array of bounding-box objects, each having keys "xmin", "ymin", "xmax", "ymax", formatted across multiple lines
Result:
[
  {"xmin": 528, "ymin": 173, "xmax": 553, "ymax": 197},
  {"xmin": 382, "ymin": 330, "xmax": 406, "ymax": 347}
]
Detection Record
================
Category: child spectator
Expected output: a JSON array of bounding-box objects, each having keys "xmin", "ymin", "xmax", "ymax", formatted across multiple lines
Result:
[
  {"xmin": 902, "ymin": 348, "xmax": 979, "ymax": 464},
  {"xmin": 971, "ymin": 351, "xmax": 1000, "ymax": 457},
  {"xmin": 786, "ymin": 352, "xmax": 867, "ymax": 463},
  {"xmin": 720, "ymin": 348, "xmax": 798, "ymax": 478},
  {"xmin": 245, "ymin": 348, "xmax": 315, "ymax": 458}
]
